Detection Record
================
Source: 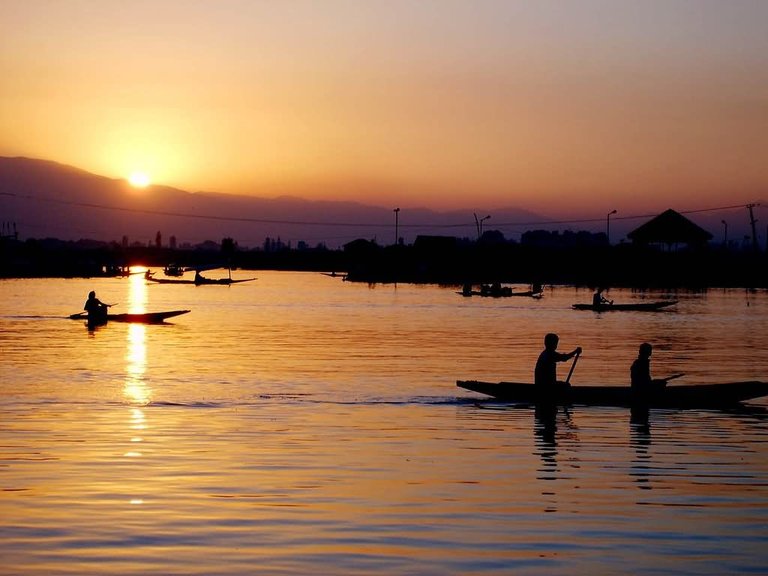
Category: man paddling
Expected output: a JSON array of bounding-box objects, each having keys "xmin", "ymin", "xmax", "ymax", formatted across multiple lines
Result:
[
  {"xmin": 630, "ymin": 343, "xmax": 667, "ymax": 396},
  {"xmin": 534, "ymin": 333, "xmax": 582, "ymax": 392},
  {"xmin": 83, "ymin": 290, "xmax": 110, "ymax": 324}
]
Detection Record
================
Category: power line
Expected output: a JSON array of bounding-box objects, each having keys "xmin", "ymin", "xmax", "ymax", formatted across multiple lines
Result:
[{"xmin": 0, "ymin": 191, "xmax": 760, "ymax": 230}]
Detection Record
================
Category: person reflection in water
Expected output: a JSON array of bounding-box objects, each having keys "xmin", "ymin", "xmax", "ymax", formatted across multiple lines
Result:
[
  {"xmin": 630, "ymin": 343, "xmax": 666, "ymax": 395},
  {"xmin": 83, "ymin": 290, "xmax": 109, "ymax": 323},
  {"xmin": 534, "ymin": 333, "xmax": 582, "ymax": 393}
]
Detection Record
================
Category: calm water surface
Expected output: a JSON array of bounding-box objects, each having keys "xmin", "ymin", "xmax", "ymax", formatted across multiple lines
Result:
[{"xmin": 1, "ymin": 272, "xmax": 767, "ymax": 575}]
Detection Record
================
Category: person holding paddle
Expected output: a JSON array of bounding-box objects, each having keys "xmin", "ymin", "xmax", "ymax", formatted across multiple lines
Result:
[
  {"xmin": 534, "ymin": 333, "xmax": 582, "ymax": 393},
  {"xmin": 592, "ymin": 287, "xmax": 612, "ymax": 307},
  {"xmin": 83, "ymin": 290, "xmax": 111, "ymax": 324},
  {"xmin": 630, "ymin": 343, "xmax": 675, "ymax": 396}
]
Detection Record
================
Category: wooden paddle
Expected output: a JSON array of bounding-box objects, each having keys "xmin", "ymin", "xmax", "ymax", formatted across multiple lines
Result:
[
  {"xmin": 565, "ymin": 351, "xmax": 581, "ymax": 384},
  {"xmin": 664, "ymin": 373, "xmax": 685, "ymax": 382}
]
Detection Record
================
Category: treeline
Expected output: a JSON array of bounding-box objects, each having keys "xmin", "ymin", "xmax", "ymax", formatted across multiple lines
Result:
[{"xmin": 1, "ymin": 235, "xmax": 765, "ymax": 288}]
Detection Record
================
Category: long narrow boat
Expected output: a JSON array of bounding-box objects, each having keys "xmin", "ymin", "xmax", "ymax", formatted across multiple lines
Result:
[
  {"xmin": 461, "ymin": 289, "xmax": 543, "ymax": 298},
  {"xmin": 70, "ymin": 310, "xmax": 190, "ymax": 324},
  {"xmin": 456, "ymin": 379, "xmax": 768, "ymax": 408},
  {"xmin": 572, "ymin": 300, "xmax": 677, "ymax": 311},
  {"xmin": 147, "ymin": 276, "xmax": 255, "ymax": 285}
]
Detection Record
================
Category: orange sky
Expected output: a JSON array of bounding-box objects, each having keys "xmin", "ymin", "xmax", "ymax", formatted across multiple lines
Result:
[{"xmin": 0, "ymin": 1, "xmax": 765, "ymax": 216}]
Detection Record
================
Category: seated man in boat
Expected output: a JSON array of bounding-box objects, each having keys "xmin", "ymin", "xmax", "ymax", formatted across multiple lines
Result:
[
  {"xmin": 83, "ymin": 290, "xmax": 110, "ymax": 323},
  {"xmin": 630, "ymin": 343, "xmax": 667, "ymax": 397},
  {"xmin": 592, "ymin": 287, "xmax": 611, "ymax": 307},
  {"xmin": 534, "ymin": 333, "xmax": 582, "ymax": 393}
]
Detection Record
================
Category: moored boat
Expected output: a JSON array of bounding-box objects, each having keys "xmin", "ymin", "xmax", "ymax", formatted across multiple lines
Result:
[
  {"xmin": 456, "ymin": 379, "xmax": 768, "ymax": 408},
  {"xmin": 572, "ymin": 300, "xmax": 677, "ymax": 311},
  {"xmin": 70, "ymin": 310, "xmax": 190, "ymax": 324},
  {"xmin": 147, "ymin": 275, "xmax": 256, "ymax": 285}
]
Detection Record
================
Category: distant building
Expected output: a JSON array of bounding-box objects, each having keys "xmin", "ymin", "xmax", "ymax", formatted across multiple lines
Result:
[{"xmin": 628, "ymin": 209, "xmax": 713, "ymax": 250}]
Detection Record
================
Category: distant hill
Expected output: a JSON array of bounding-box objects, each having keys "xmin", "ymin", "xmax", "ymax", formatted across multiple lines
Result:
[
  {"xmin": 1, "ymin": 156, "xmax": 761, "ymax": 249},
  {"xmin": 0, "ymin": 157, "xmax": 548, "ymax": 248}
]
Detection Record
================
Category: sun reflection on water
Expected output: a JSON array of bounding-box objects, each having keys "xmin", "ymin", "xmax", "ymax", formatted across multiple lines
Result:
[
  {"xmin": 124, "ymin": 324, "xmax": 150, "ymax": 405},
  {"xmin": 123, "ymin": 274, "xmax": 151, "ymax": 503}
]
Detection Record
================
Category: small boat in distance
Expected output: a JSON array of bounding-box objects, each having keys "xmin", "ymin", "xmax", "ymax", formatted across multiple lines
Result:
[
  {"xmin": 163, "ymin": 263, "xmax": 185, "ymax": 277},
  {"xmin": 572, "ymin": 300, "xmax": 677, "ymax": 312},
  {"xmin": 70, "ymin": 310, "xmax": 190, "ymax": 325},
  {"xmin": 456, "ymin": 379, "xmax": 768, "ymax": 409},
  {"xmin": 148, "ymin": 276, "xmax": 256, "ymax": 285},
  {"xmin": 460, "ymin": 283, "xmax": 544, "ymax": 298}
]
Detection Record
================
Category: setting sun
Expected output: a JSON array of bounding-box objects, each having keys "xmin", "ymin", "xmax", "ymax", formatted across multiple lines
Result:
[{"xmin": 128, "ymin": 172, "xmax": 151, "ymax": 188}]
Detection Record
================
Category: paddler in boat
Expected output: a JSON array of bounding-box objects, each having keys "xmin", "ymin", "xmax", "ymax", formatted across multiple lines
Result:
[
  {"xmin": 534, "ymin": 333, "xmax": 582, "ymax": 393},
  {"xmin": 592, "ymin": 287, "xmax": 612, "ymax": 307},
  {"xmin": 83, "ymin": 290, "xmax": 110, "ymax": 323},
  {"xmin": 630, "ymin": 343, "xmax": 667, "ymax": 396}
]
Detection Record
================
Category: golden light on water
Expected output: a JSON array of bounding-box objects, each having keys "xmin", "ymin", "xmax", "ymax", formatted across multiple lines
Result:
[
  {"xmin": 128, "ymin": 269, "xmax": 148, "ymax": 313},
  {"xmin": 125, "ymin": 324, "xmax": 149, "ymax": 405}
]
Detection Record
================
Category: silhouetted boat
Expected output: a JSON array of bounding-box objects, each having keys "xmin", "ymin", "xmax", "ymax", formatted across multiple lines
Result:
[
  {"xmin": 70, "ymin": 310, "xmax": 190, "ymax": 324},
  {"xmin": 459, "ymin": 283, "xmax": 543, "ymax": 298},
  {"xmin": 456, "ymin": 379, "xmax": 768, "ymax": 408},
  {"xmin": 572, "ymin": 300, "xmax": 677, "ymax": 311},
  {"xmin": 163, "ymin": 264, "xmax": 185, "ymax": 276},
  {"xmin": 147, "ymin": 276, "xmax": 256, "ymax": 285},
  {"xmin": 461, "ymin": 289, "xmax": 542, "ymax": 298}
]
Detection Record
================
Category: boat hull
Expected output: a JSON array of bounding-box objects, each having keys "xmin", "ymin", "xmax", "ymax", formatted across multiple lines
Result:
[
  {"xmin": 461, "ymin": 290, "xmax": 542, "ymax": 298},
  {"xmin": 572, "ymin": 300, "xmax": 677, "ymax": 311},
  {"xmin": 456, "ymin": 379, "xmax": 768, "ymax": 408},
  {"xmin": 148, "ymin": 277, "xmax": 255, "ymax": 285},
  {"xmin": 70, "ymin": 310, "xmax": 190, "ymax": 324}
]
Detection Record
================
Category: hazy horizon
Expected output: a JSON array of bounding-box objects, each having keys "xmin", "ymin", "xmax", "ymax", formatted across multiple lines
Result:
[
  {"xmin": 2, "ymin": 155, "xmax": 764, "ymax": 250},
  {"xmin": 1, "ymin": 1, "xmax": 766, "ymax": 216}
]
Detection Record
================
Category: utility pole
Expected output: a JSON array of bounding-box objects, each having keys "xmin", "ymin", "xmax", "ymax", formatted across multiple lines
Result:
[
  {"xmin": 747, "ymin": 203, "xmax": 759, "ymax": 252},
  {"xmin": 393, "ymin": 208, "xmax": 400, "ymax": 246},
  {"xmin": 606, "ymin": 210, "xmax": 617, "ymax": 245},
  {"xmin": 474, "ymin": 213, "xmax": 490, "ymax": 240}
]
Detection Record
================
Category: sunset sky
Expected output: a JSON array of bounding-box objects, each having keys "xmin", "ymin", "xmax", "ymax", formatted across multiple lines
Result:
[{"xmin": 1, "ymin": 0, "xmax": 765, "ymax": 217}]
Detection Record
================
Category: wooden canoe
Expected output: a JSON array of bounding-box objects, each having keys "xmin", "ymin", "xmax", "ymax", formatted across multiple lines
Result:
[
  {"xmin": 70, "ymin": 310, "xmax": 190, "ymax": 324},
  {"xmin": 456, "ymin": 379, "xmax": 768, "ymax": 408},
  {"xmin": 147, "ymin": 277, "xmax": 255, "ymax": 285},
  {"xmin": 572, "ymin": 300, "xmax": 677, "ymax": 311},
  {"xmin": 461, "ymin": 290, "xmax": 543, "ymax": 298}
]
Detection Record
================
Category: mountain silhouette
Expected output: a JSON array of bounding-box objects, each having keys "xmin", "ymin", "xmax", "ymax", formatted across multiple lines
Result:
[{"xmin": 0, "ymin": 157, "xmax": 548, "ymax": 248}]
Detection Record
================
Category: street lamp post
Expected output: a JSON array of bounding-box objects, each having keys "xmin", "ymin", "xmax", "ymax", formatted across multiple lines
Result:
[
  {"xmin": 606, "ymin": 210, "xmax": 617, "ymax": 245},
  {"xmin": 721, "ymin": 219, "xmax": 728, "ymax": 247},
  {"xmin": 393, "ymin": 208, "xmax": 400, "ymax": 246},
  {"xmin": 474, "ymin": 213, "xmax": 491, "ymax": 240}
]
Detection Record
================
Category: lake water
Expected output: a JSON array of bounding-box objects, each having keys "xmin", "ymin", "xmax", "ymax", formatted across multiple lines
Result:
[{"xmin": 1, "ymin": 271, "xmax": 767, "ymax": 575}]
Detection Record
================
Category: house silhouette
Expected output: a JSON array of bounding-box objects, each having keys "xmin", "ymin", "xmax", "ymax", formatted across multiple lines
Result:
[{"xmin": 628, "ymin": 209, "xmax": 713, "ymax": 249}]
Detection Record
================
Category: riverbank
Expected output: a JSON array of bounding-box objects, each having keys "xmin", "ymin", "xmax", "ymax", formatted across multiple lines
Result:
[{"xmin": 1, "ymin": 236, "xmax": 765, "ymax": 288}]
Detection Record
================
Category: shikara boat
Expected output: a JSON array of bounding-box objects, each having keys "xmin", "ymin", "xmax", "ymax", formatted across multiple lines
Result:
[
  {"xmin": 462, "ymin": 289, "xmax": 543, "ymax": 298},
  {"xmin": 459, "ymin": 283, "xmax": 543, "ymax": 298},
  {"xmin": 456, "ymin": 379, "xmax": 768, "ymax": 409},
  {"xmin": 70, "ymin": 310, "xmax": 190, "ymax": 324},
  {"xmin": 163, "ymin": 263, "xmax": 186, "ymax": 276},
  {"xmin": 572, "ymin": 300, "xmax": 677, "ymax": 311},
  {"xmin": 147, "ymin": 276, "xmax": 255, "ymax": 285}
]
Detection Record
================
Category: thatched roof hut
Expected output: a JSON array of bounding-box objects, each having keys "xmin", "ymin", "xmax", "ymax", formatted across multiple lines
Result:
[{"xmin": 628, "ymin": 209, "xmax": 713, "ymax": 248}]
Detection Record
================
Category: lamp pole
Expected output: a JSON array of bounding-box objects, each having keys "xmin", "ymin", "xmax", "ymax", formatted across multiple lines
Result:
[
  {"xmin": 393, "ymin": 207, "xmax": 400, "ymax": 246},
  {"xmin": 721, "ymin": 219, "xmax": 728, "ymax": 247},
  {"xmin": 474, "ymin": 213, "xmax": 491, "ymax": 240},
  {"xmin": 606, "ymin": 210, "xmax": 617, "ymax": 245}
]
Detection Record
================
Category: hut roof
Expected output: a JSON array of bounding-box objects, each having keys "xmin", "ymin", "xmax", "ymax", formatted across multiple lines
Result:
[{"xmin": 628, "ymin": 209, "xmax": 713, "ymax": 246}]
